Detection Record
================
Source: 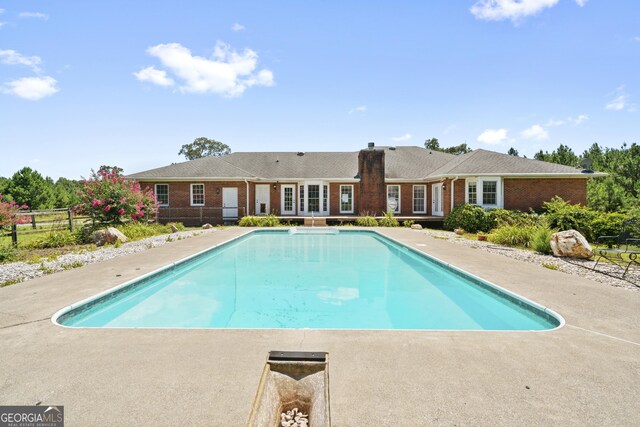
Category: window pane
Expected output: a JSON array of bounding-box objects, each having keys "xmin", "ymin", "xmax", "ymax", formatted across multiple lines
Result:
[
  {"xmin": 468, "ymin": 182, "xmax": 477, "ymax": 205},
  {"xmin": 191, "ymin": 184, "xmax": 204, "ymax": 205},
  {"xmin": 284, "ymin": 187, "xmax": 293, "ymax": 211},
  {"xmin": 299, "ymin": 185, "xmax": 304, "ymax": 212},
  {"xmin": 483, "ymin": 181, "xmax": 497, "ymax": 205},
  {"xmin": 340, "ymin": 186, "xmax": 353, "ymax": 212},
  {"xmin": 155, "ymin": 184, "xmax": 169, "ymax": 206},
  {"xmin": 387, "ymin": 185, "xmax": 400, "ymax": 213},
  {"xmin": 308, "ymin": 185, "xmax": 320, "ymax": 212},
  {"xmin": 413, "ymin": 186, "xmax": 425, "ymax": 212},
  {"xmin": 323, "ymin": 185, "xmax": 328, "ymax": 212}
]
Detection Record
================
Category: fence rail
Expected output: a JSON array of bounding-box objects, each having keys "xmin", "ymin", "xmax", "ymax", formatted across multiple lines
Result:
[
  {"xmin": 1, "ymin": 208, "xmax": 90, "ymax": 247},
  {"xmin": 157, "ymin": 207, "xmax": 246, "ymax": 226}
]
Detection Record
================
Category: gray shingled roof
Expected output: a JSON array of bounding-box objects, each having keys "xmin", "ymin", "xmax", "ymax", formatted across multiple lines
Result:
[
  {"xmin": 129, "ymin": 146, "xmax": 602, "ymax": 180},
  {"xmin": 426, "ymin": 149, "xmax": 600, "ymax": 177}
]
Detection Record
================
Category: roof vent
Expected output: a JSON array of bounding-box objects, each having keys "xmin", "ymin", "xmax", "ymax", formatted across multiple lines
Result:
[
  {"xmin": 389, "ymin": 146, "xmax": 396, "ymax": 151},
  {"xmin": 297, "ymin": 152, "xmax": 305, "ymax": 156},
  {"xmin": 368, "ymin": 142, "xmax": 375, "ymax": 150}
]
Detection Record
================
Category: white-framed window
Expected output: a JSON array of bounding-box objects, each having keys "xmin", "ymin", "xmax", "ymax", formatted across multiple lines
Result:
[
  {"xmin": 412, "ymin": 185, "xmax": 426, "ymax": 213},
  {"xmin": 340, "ymin": 185, "xmax": 354, "ymax": 213},
  {"xmin": 190, "ymin": 183, "xmax": 205, "ymax": 206},
  {"xmin": 465, "ymin": 178, "xmax": 502, "ymax": 208},
  {"xmin": 155, "ymin": 184, "xmax": 169, "ymax": 206},
  {"xmin": 299, "ymin": 185, "xmax": 305, "ymax": 213},
  {"xmin": 387, "ymin": 185, "xmax": 401, "ymax": 214},
  {"xmin": 298, "ymin": 181, "xmax": 330, "ymax": 215},
  {"xmin": 323, "ymin": 184, "xmax": 328, "ymax": 213}
]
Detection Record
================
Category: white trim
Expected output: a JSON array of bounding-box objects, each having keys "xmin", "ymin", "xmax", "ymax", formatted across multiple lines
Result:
[
  {"xmin": 298, "ymin": 181, "xmax": 329, "ymax": 216},
  {"xmin": 426, "ymin": 172, "xmax": 606, "ymax": 180},
  {"xmin": 190, "ymin": 183, "xmax": 205, "ymax": 206},
  {"xmin": 339, "ymin": 185, "xmax": 354, "ymax": 214},
  {"xmin": 465, "ymin": 177, "xmax": 503, "ymax": 209},
  {"xmin": 281, "ymin": 184, "xmax": 296, "ymax": 215},
  {"xmin": 412, "ymin": 185, "xmax": 426, "ymax": 214},
  {"xmin": 386, "ymin": 185, "xmax": 401, "ymax": 214},
  {"xmin": 154, "ymin": 183, "xmax": 169, "ymax": 207},
  {"xmin": 431, "ymin": 183, "xmax": 444, "ymax": 216}
]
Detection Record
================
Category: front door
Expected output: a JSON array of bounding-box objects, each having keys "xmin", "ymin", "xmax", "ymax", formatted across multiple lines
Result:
[
  {"xmin": 255, "ymin": 184, "xmax": 270, "ymax": 215},
  {"xmin": 432, "ymin": 183, "xmax": 443, "ymax": 216},
  {"xmin": 222, "ymin": 187, "xmax": 238, "ymax": 219},
  {"xmin": 281, "ymin": 184, "xmax": 295, "ymax": 215}
]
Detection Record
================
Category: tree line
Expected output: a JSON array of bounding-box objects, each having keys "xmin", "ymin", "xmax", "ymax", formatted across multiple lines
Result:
[{"xmin": 0, "ymin": 167, "xmax": 83, "ymax": 211}]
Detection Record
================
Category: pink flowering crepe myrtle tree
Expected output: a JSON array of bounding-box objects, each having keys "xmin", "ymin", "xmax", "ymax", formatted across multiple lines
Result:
[
  {"xmin": 0, "ymin": 195, "xmax": 29, "ymax": 230},
  {"xmin": 75, "ymin": 168, "xmax": 158, "ymax": 225}
]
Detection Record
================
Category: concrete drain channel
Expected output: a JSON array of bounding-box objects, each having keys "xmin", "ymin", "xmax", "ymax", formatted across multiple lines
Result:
[{"xmin": 248, "ymin": 351, "xmax": 330, "ymax": 427}]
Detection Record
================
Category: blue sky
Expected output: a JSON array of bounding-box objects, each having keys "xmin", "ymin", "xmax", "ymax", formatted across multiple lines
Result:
[{"xmin": 1, "ymin": 0, "xmax": 638, "ymax": 179}]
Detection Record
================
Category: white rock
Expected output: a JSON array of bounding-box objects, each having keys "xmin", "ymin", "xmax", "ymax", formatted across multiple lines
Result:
[
  {"xmin": 411, "ymin": 224, "xmax": 423, "ymax": 230},
  {"xmin": 91, "ymin": 227, "xmax": 128, "ymax": 247},
  {"xmin": 202, "ymin": 223, "xmax": 213, "ymax": 229},
  {"xmin": 550, "ymin": 229, "xmax": 593, "ymax": 259}
]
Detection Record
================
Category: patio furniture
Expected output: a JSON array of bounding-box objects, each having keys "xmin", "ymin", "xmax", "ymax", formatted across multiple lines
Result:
[{"xmin": 593, "ymin": 218, "xmax": 640, "ymax": 278}]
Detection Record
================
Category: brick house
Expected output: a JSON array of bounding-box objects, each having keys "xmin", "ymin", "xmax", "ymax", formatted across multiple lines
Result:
[{"xmin": 128, "ymin": 143, "xmax": 604, "ymax": 225}]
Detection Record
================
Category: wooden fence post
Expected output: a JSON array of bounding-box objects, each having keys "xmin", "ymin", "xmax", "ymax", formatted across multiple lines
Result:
[
  {"xmin": 68, "ymin": 209, "xmax": 74, "ymax": 231},
  {"xmin": 31, "ymin": 213, "xmax": 37, "ymax": 229},
  {"xmin": 11, "ymin": 223, "xmax": 17, "ymax": 247}
]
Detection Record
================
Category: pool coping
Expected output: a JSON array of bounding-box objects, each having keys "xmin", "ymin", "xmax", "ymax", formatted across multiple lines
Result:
[{"xmin": 51, "ymin": 228, "xmax": 565, "ymax": 332}]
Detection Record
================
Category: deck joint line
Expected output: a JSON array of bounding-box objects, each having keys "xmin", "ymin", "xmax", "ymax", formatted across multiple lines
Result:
[
  {"xmin": 567, "ymin": 324, "xmax": 640, "ymax": 347},
  {"xmin": 0, "ymin": 317, "xmax": 49, "ymax": 330}
]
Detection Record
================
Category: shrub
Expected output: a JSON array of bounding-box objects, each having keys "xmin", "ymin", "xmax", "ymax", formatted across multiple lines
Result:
[
  {"xmin": 486, "ymin": 208, "xmax": 542, "ymax": 228},
  {"xmin": 402, "ymin": 220, "xmax": 415, "ymax": 228},
  {"xmin": 0, "ymin": 245, "xmax": 17, "ymax": 263},
  {"xmin": 75, "ymin": 167, "xmax": 157, "ymax": 225},
  {"xmin": 444, "ymin": 204, "xmax": 491, "ymax": 233},
  {"xmin": 355, "ymin": 216, "xmax": 378, "ymax": 227},
  {"xmin": 0, "ymin": 194, "xmax": 29, "ymax": 229},
  {"xmin": 26, "ymin": 229, "xmax": 78, "ymax": 249},
  {"xmin": 542, "ymin": 196, "xmax": 595, "ymax": 239},
  {"xmin": 588, "ymin": 212, "xmax": 630, "ymax": 240},
  {"xmin": 238, "ymin": 214, "xmax": 281, "ymax": 227},
  {"xmin": 489, "ymin": 224, "xmax": 538, "ymax": 248},
  {"xmin": 378, "ymin": 211, "xmax": 399, "ymax": 227},
  {"xmin": 531, "ymin": 226, "xmax": 555, "ymax": 254}
]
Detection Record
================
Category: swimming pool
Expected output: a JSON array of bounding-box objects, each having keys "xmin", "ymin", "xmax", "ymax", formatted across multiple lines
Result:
[{"xmin": 54, "ymin": 230, "xmax": 563, "ymax": 330}]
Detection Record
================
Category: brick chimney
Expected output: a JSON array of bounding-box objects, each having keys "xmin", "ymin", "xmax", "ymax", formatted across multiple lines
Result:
[{"xmin": 358, "ymin": 143, "xmax": 386, "ymax": 215}]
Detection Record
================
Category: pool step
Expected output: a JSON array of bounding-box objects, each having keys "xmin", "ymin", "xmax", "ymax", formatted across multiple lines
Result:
[{"xmin": 289, "ymin": 227, "xmax": 339, "ymax": 235}]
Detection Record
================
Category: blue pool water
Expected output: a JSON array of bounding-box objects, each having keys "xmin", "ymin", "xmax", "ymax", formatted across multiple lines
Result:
[{"xmin": 56, "ymin": 230, "xmax": 561, "ymax": 330}]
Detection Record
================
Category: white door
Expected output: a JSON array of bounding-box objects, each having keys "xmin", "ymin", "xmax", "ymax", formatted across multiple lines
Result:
[
  {"xmin": 222, "ymin": 187, "xmax": 238, "ymax": 219},
  {"xmin": 281, "ymin": 184, "xmax": 295, "ymax": 215},
  {"xmin": 432, "ymin": 183, "xmax": 443, "ymax": 216},
  {"xmin": 255, "ymin": 184, "xmax": 270, "ymax": 215}
]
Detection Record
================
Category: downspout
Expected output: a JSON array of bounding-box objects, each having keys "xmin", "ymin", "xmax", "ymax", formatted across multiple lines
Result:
[
  {"xmin": 450, "ymin": 176, "xmax": 459, "ymax": 213},
  {"xmin": 244, "ymin": 179, "xmax": 250, "ymax": 216}
]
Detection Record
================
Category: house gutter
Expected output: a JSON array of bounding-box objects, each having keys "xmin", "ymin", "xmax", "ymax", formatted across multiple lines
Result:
[{"xmin": 450, "ymin": 176, "xmax": 459, "ymax": 211}]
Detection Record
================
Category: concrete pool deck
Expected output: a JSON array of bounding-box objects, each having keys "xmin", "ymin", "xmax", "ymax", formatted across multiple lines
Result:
[{"xmin": 1, "ymin": 227, "xmax": 638, "ymax": 426}]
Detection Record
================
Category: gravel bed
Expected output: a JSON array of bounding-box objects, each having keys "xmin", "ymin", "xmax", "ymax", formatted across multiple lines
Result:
[
  {"xmin": 421, "ymin": 228, "xmax": 639, "ymax": 292},
  {"xmin": 0, "ymin": 229, "xmax": 215, "ymax": 285}
]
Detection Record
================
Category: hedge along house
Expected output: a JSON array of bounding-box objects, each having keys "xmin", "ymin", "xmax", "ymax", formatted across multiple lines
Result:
[{"xmin": 128, "ymin": 143, "xmax": 605, "ymax": 226}]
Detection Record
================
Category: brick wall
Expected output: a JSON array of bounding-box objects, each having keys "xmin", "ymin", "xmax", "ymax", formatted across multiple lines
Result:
[
  {"xmin": 358, "ymin": 149, "xmax": 386, "ymax": 215},
  {"xmin": 503, "ymin": 178, "xmax": 587, "ymax": 211}
]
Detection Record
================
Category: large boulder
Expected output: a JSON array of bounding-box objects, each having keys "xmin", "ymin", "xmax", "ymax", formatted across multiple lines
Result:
[
  {"xmin": 411, "ymin": 224, "xmax": 423, "ymax": 230},
  {"xmin": 550, "ymin": 230, "xmax": 593, "ymax": 259},
  {"xmin": 92, "ymin": 227, "xmax": 128, "ymax": 247}
]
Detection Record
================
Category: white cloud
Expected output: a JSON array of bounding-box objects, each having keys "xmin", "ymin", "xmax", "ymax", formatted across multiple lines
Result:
[
  {"xmin": 0, "ymin": 49, "xmax": 42, "ymax": 72},
  {"xmin": 470, "ymin": 0, "xmax": 559, "ymax": 22},
  {"xmin": 521, "ymin": 124, "xmax": 549, "ymax": 140},
  {"xmin": 1, "ymin": 76, "xmax": 59, "ymax": 100},
  {"xmin": 477, "ymin": 128, "xmax": 508, "ymax": 144},
  {"xmin": 0, "ymin": 8, "xmax": 5, "ymax": 14},
  {"xmin": 544, "ymin": 118, "xmax": 564, "ymax": 127},
  {"xmin": 569, "ymin": 114, "xmax": 589, "ymax": 125},
  {"xmin": 348, "ymin": 105, "xmax": 366, "ymax": 114},
  {"xmin": 634, "ymin": 36, "xmax": 640, "ymax": 42},
  {"xmin": 133, "ymin": 66, "xmax": 175, "ymax": 87},
  {"xmin": 0, "ymin": 22, "xmax": 7, "ymax": 29},
  {"xmin": 18, "ymin": 12, "xmax": 49, "ymax": 20},
  {"xmin": 138, "ymin": 41, "xmax": 274, "ymax": 97},
  {"xmin": 392, "ymin": 133, "xmax": 412, "ymax": 142},
  {"xmin": 575, "ymin": 0, "xmax": 588, "ymax": 6},
  {"xmin": 605, "ymin": 85, "xmax": 633, "ymax": 111},
  {"xmin": 231, "ymin": 23, "xmax": 245, "ymax": 32}
]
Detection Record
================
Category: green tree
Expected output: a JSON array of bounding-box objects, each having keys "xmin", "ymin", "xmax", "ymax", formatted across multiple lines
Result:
[
  {"xmin": 534, "ymin": 145, "xmax": 579, "ymax": 167},
  {"xmin": 179, "ymin": 137, "xmax": 231, "ymax": 160},
  {"xmin": 6, "ymin": 167, "xmax": 56, "ymax": 210},
  {"xmin": 424, "ymin": 138, "xmax": 472, "ymax": 155},
  {"xmin": 507, "ymin": 147, "xmax": 519, "ymax": 156},
  {"xmin": 424, "ymin": 138, "xmax": 440, "ymax": 150},
  {"xmin": 53, "ymin": 177, "xmax": 82, "ymax": 208}
]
